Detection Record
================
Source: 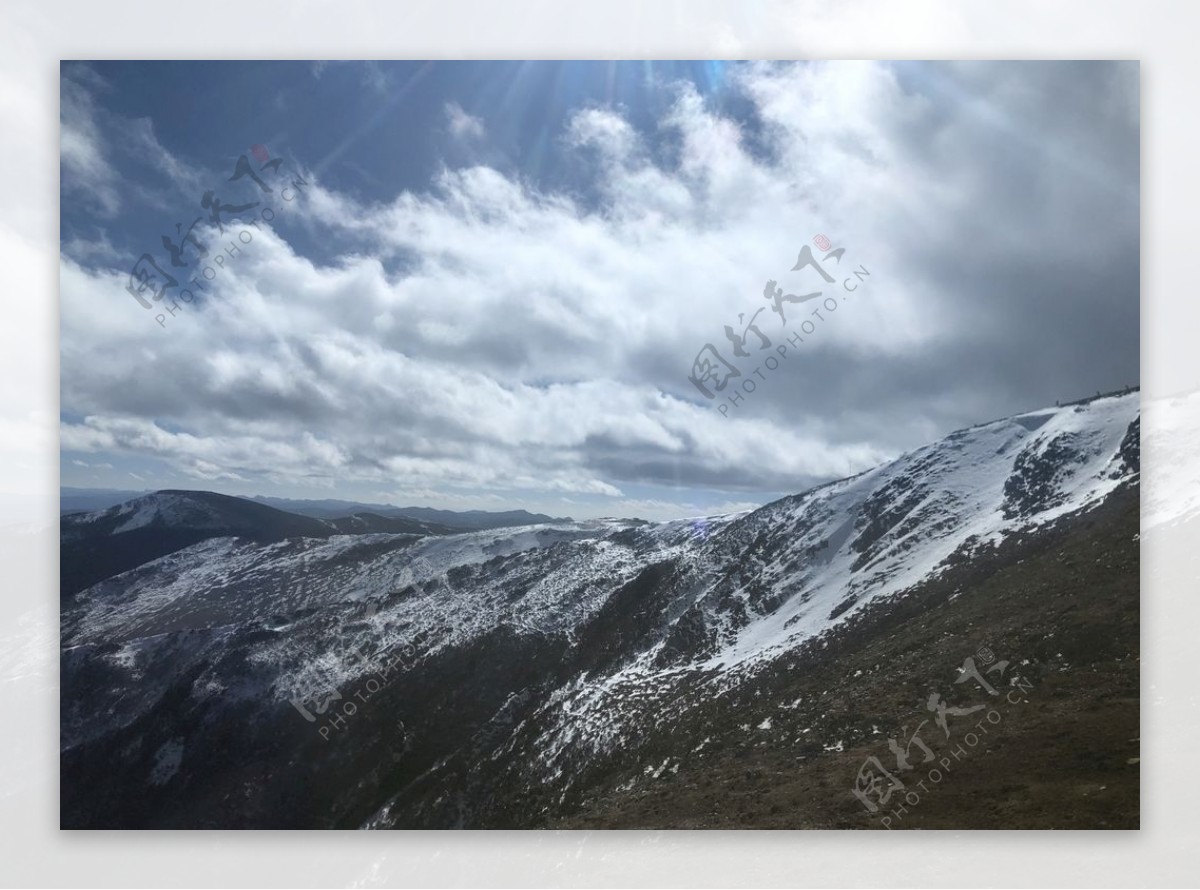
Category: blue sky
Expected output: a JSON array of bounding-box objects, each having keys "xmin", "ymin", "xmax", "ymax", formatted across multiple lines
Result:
[
  {"xmin": 61, "ymin": 61, "xmax": 745, "ymax": 265},
  {"xmin": 59, "ymin": 61, "xmax": 1139, "ymax": 519}
]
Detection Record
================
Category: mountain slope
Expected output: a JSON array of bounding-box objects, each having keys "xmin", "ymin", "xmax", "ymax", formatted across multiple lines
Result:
[
  {"xmin": 59, "ymin": 392, "xmax": 1140, "ymax": 828},
  {"xmin": 59, "ymin": 490, "xmax": 452, "ymax": 597},
  {"xmin": 553, "ymin": 485, "xmax": 1139, "ymax": 829}
]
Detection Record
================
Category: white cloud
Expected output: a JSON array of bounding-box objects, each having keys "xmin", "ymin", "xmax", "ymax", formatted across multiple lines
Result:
[
  {"xmin": 60, "ymin": 67, "xmax": 121, "ymax": 217},
  {"xmin": 445, "ymin": 102, "xmax": 485, "ymax": 142},
  {"xmin": 565, "ymin": 107, "xmax": 637, "ymax": 160},
  {"xmin": 60, "ymin": 62, "xmax": 1138, "ymax": 517}
]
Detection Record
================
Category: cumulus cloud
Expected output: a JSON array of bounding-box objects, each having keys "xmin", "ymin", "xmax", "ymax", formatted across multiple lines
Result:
[{"xmin": 59, "ymin": 62, "xmax": 1139, "ymax": 519}]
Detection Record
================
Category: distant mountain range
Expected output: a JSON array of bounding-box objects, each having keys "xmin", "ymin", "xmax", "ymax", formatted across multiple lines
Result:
[{"xmin": 245, "ymin": 495, "xmax": 570, "ymax": 530}]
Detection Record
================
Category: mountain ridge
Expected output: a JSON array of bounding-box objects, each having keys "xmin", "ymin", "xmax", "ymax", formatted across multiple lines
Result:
[{"xmin": 60, "ymin": 489, "xmax": 569, "ymax": 597}]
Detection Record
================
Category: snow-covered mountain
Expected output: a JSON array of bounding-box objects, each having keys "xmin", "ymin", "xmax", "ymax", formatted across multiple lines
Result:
[
  {"xmin": 59, "ymin": 391, "xmax": 1140, "ymax": 828},
  {"xmin": 59, "ymin": 489, "xmax": 455, "ymax": 597}
]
